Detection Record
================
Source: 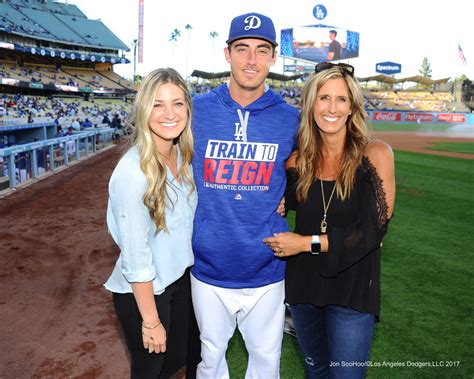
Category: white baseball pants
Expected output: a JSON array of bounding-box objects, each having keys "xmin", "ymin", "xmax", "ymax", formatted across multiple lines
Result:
[{"xmin": 191, "ymin": 274, "xmax": 285, "ymax": 379}]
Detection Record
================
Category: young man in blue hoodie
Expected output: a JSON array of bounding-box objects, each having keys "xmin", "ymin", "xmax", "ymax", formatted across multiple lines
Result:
[{"xmin": 190, "ymin": 12, "xmax": 300, "ymax": 378}]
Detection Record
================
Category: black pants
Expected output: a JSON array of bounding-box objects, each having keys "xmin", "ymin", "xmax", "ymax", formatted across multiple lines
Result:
[
  {"xmin": 113, "ymin": 270, "xmax": 198, "ymax": 379},
  {"xmin": 186, "ymin": 298, "xmax": 201, "ymax": 379}
]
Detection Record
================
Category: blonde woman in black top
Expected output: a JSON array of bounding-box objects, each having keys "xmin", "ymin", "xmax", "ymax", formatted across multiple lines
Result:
[{"xmin": 264, "ymin": 62, "xmax": 395, "ymax": 379}]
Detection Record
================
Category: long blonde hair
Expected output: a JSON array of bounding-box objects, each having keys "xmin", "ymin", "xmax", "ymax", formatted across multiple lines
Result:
[
  {"xmin": 126, "ymin": 68, "xmax": 195, "ymax": 232},
  {"xmin": 296, "ymin": 67, "xmax": 369, "ymax": 202}
]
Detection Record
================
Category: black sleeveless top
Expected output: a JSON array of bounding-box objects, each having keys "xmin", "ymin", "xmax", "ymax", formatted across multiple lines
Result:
[{"xmin": 285, "ymin": 157, "xmax": 391, "ymax": 320}]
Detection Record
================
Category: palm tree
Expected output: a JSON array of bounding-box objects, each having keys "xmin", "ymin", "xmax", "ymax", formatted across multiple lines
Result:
[
  {"xmin": 169, "ymin": 28, "xmax": 181, "ymax": 58},
  {"xmin": 185, "ymin": 24, "xmax": 192, "ymax": 79},
  {"xmin": 209, "ymin": 31, "xmax": 218, "ymax": 72},
  {"xmin": 169, "ymin": 28, "xmax": 181, "ymax": 42}
]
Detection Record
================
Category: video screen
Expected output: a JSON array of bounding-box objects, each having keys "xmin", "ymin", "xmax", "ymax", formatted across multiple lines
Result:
[{"xmin": 280, "ymin": 25, "xmax": 360, "ymax": 63}]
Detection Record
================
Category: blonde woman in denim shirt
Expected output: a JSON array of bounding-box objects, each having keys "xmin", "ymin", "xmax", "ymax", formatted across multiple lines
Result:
[{"xmin": 104, "ymin": 68, "xmax": 197, "ymax": 378}]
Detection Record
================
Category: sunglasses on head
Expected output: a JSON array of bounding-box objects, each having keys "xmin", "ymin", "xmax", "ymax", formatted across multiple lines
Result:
[{"xmin": 314, "ymin": 62, "xmax": 355, "ymax": 77}]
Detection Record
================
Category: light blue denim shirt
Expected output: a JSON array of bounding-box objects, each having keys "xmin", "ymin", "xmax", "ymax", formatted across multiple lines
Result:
[{"xmin": 104, "ymin": 146, "xmax": 196, "ymax": 295}]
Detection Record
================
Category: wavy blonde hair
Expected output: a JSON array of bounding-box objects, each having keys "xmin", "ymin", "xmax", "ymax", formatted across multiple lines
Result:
[
  {"xmin": 296, "ymin": 67, "xmax": 370, "ymax": 202},
  {"xmin": 126, "ymin": 68, "xmax": 194, "ymax": 232}
]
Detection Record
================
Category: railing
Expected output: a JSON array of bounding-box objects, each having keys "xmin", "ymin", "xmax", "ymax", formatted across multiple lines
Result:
[{"xmin": 0, "ymin": 127, "xmax": 115, "ymax": 190}]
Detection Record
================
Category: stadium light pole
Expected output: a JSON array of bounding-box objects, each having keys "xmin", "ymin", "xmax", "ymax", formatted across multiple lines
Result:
[
  {"xmin": 209, "ymin": 31, "xmax": 218, "ymax": 73},
  {"xmin": 185, "ymin": 24, "xmax": 192, "ymax": 80},
  {"xmin": 132, "ymin": 39, "xmax": 138, "ymax": 83}
]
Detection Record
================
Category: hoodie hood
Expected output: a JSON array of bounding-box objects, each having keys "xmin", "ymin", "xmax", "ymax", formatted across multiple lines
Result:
[{"xmin": 212, "ymin": 83, "xmax": 286, "ymax": 112}]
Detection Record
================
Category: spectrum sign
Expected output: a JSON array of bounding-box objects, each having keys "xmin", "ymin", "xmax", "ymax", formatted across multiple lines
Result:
[{"xmin": 376, "ymin": 61, "xmax": 402, "ymax": 75}]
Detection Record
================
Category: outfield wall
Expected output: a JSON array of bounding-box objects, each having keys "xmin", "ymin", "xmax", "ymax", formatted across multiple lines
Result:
[
  {"xmin": 0, "ymin": 128, "xmax": 115, "ymax": 191},
  {"xmin": 368, "ymin": 111, "xmax": 474, "ymax": 125}
]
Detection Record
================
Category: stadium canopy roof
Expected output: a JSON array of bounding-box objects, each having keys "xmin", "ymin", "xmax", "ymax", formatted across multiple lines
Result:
[
  {"xmin": 358, "ymin": 75, "xmax": 451, "ymax": 85},
  {"xmin": 357, "ymin": 75, "xmax": 399, "ymax": 84},
  {"xmin": 191, "ymin": 70, "xmax": 451, "ymax": 85},
  {"xmin": 190, "ymin": 70, "xmax": 302, "ymax": 81},
  {"xmin": 400, "ymin": 75, "xmax": 451, "ymax": 85},
  {"xmin": 0, "ymin": 1, "xmax": 129, "ymax": 51}
]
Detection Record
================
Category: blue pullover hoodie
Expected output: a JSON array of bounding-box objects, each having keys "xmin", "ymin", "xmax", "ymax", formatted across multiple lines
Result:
[{"xmin": 191, "ymin": 84, "xmax": 299, "ymax": 288}]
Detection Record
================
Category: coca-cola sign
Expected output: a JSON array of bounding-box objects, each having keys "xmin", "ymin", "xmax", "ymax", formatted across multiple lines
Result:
[{"xmin": 373, "ymin": 112, "xmax": 402, "ymax": 121}]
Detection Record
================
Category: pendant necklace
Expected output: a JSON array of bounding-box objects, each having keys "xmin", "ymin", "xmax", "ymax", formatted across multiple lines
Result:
[
  {"xmin": 320, "ymin": 179, "xmax": 337, "ymax": 233},
  {"xmin": 159, "ymin": 147, "xmax": 178, "ymax": 180}
]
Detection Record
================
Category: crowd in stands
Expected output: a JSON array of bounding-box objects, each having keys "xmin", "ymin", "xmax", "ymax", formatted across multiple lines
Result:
[
  {"xmin": 0, "ymin": 93, "xmax": 131, "ymax": 137},
  {"xmin": 363, "ymin": 90, "xmax": 454, "ymax": 112},
  {"xmin": 189, "ymin": 83, "xmax": 213, "ymax": 97},
  {"xmin": 0, "ymin": 60, "xmax": 135, "ymax": 92},
  {"xmin": 278, "ymin": 86, "xmax": 303, "ymax": 106}
]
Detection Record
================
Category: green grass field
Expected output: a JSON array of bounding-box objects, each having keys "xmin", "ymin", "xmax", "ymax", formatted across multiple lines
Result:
[
  {"xmin": 426, "ymin": 142, "xmax": 474, "ymax": 155},
  {"xmin": 226, "ymin": 149, "xmax": 474, "ymax": 378},
  {"xmin": 370, "ymin": 122, "xmax": 460, "ymax": 132}
]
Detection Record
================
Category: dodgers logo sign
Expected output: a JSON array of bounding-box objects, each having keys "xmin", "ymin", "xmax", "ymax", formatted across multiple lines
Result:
[
  {"xmin": 313, "ymin": 4, "xmax": 327, "ymax": 20},
  {"xmin": 244, "ymin": 15, "xmax": 261, "ymax": 30}
]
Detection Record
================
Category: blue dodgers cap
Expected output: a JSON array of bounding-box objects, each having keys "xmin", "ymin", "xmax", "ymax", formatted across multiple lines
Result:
[{"xmin": 226, "ymin": 12, "xmax": 278, "ymax": 47}]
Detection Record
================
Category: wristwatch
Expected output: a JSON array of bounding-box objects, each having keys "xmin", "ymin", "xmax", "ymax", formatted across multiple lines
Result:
[{"xmin": 311, "ymin": 235, "xmax": 321, "ymax": 255}]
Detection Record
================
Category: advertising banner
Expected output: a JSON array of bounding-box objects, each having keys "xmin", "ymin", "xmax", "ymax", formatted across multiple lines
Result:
[
  {"xmin": 405, "ymin": 113, "xmax": 434, "ymax": 122},
  {"xmin": 373, "ymin": 112, "xmax": 402, "ymax": 121},
  {"xmin": 437, "ymin": 113, "xmax": 466, "ymax": 123},
  {"xmin": 376, "ymin": 61, "xmax": 402, "ymax": 75}
]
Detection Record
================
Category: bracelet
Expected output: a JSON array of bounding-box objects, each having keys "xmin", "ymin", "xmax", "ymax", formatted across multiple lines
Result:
[{"xmin": 141, "ymin": 320, "xmax": 161, "ymax": 329}]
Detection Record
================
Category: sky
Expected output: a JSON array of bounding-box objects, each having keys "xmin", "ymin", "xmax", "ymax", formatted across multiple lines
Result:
[{"xmin": 67, "ymin": 0, "xmax": 473, "ymax": 81}]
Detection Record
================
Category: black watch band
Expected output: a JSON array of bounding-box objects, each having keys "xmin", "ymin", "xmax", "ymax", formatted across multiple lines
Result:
[{"xmin": 311, "ymin": 235, "xmax": 321, "ymax": 255}]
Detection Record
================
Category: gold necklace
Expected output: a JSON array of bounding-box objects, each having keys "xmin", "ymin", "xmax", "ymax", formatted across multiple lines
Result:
[
  {"xmin": 158, "ymin": 146, "xmax": 175, "ymax": 165},
  {"xmin": 320, "ymin": 179, "xmax": 337, "ymax": 233}
]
